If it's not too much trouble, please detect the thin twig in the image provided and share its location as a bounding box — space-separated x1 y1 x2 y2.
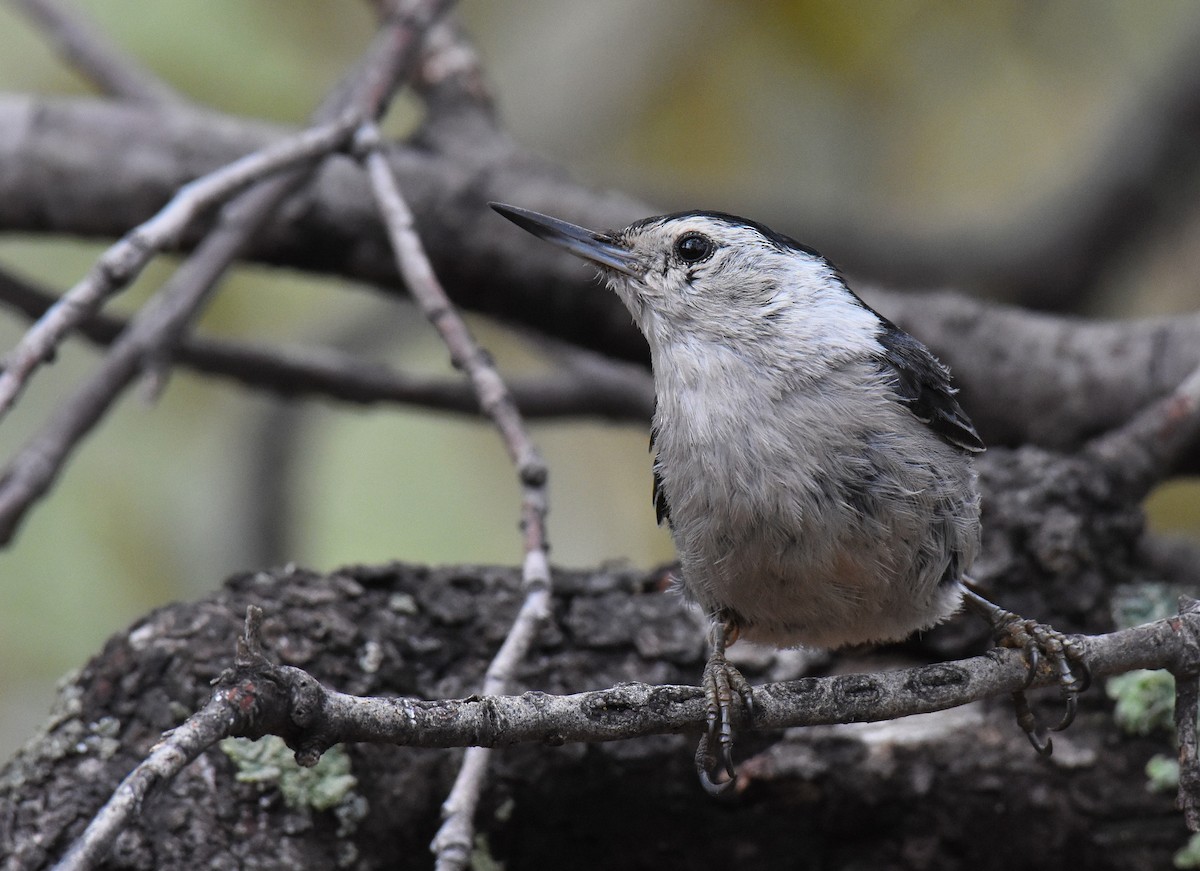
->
0 111 361 421
133 0 457 389
11 0 182 105
51 608 278 871
50 696 239 871
0 0 455 545
358 120 552 871
0 267 655 421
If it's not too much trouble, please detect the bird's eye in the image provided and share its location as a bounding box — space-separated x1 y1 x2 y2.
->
674 232 714 264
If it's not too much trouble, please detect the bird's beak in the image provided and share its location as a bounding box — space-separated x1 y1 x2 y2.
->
490 203 642 277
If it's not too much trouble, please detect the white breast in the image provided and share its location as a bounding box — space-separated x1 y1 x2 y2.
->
649 338 979 650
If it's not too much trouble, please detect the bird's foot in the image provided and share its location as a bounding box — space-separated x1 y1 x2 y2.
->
962 588 1091 755
696 618 755 795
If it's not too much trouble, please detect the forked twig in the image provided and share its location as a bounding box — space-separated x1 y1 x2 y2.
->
358 120 552 871
50 609 271 871
0 111 361 420
0 0 456 545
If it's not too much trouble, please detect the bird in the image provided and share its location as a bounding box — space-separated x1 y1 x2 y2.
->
490 202 1089 793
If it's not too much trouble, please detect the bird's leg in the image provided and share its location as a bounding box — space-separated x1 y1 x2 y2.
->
961 586 1091 755
696 616 755 795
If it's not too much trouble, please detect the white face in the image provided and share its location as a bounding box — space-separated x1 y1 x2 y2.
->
601 213 879 366
490 203 884 373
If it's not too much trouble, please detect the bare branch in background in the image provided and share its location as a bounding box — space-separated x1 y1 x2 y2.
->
4 95 1200 459
0 268 654 420
359 119 552 871
0 111 361 420
11 0 183 105
1087 362 1200 499
3 24 1200 318
413 14 496 127
0 0 456 545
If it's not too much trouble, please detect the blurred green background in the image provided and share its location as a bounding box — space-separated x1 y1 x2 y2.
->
2 0 1199 762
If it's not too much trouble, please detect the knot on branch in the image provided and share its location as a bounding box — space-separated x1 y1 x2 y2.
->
215 607 336 766
1172 597 1200 677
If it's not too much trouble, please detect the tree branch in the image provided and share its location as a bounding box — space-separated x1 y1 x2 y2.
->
0 267 655 420
52 595 1200 868
3 97 1200 456
0 0 457 545
359 118 552 871
11 0 183 105
1087 362 1200 499
0 110 362 420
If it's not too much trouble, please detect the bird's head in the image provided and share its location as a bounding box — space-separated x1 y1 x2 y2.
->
490 203 880 364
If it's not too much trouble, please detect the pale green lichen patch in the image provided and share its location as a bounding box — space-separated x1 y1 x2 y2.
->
1106 669 1176 736
220 735 359 813
1145 753 1180 793
1175 832 1200 869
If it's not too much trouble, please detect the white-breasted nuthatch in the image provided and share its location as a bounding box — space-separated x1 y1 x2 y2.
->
491 203 1089 792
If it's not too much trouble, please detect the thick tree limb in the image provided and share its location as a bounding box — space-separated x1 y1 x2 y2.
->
4 563 1192 871
3 97 1200 454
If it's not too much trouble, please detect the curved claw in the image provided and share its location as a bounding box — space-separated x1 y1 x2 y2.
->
704 656 737 778
961 587 1090 755
1051 691 1078 733
695 733 736 796
1067 644 1093 693
1012 689 1053 756
697 617 755 793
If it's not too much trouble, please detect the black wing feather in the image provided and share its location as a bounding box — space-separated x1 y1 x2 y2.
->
653 465 670 526
649 415 671 526
876 320 985 453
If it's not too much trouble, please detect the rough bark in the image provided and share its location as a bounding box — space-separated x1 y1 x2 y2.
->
0 555 1185 871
